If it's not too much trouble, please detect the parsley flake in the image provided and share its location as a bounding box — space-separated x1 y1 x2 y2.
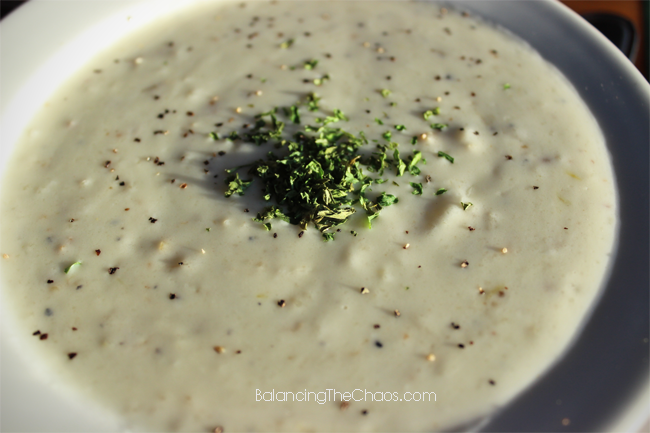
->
380 89 391 98
393 149 406 177
431 123 448 130
461 202 473 210
407 150 423 175
280 38 294 49
304 59 319 70
424 108 440 119
284 105 301 124
313 74 330 86
224 173 252 197
64 261 82 274
410 182 423 195
436 188 448 195
377 192 399 207
306 93 321 111
438 151 454 163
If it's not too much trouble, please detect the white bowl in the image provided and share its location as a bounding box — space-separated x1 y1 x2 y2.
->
1 1 648 431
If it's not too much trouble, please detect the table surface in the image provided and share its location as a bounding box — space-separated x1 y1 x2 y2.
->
561 0 648 79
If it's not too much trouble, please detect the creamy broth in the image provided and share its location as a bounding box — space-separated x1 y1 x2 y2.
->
0 1 617 431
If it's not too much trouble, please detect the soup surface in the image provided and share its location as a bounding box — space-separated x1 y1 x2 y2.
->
0 1 617 431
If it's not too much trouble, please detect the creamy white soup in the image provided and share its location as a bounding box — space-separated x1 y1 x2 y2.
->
0 1 617 431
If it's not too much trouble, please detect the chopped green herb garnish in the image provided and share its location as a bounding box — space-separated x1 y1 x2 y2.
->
393 149 406 177
377 192 399 207
323 233 335 241
380 89 391 98
382 131 392 140
411 136 418 145
304 59 319 70
438 151 454 163
374 118 384 125
64 261 81 274
351 230 358 237
503 83 511 89
424 108 440 119
410 182 423 195
209 132 220 140
407 150 423 175
280 38 294 49
206 227 211 232
461 202 473 210
315 108 348 126
227 131 241 141
367 213 380 229
224 102 401 237
436 188 448 195
263 223 272 231
313 74 330 86
431 123 448 130
224 173 252 197
306 93 321 111
395 125 406 131
284 105 301 124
